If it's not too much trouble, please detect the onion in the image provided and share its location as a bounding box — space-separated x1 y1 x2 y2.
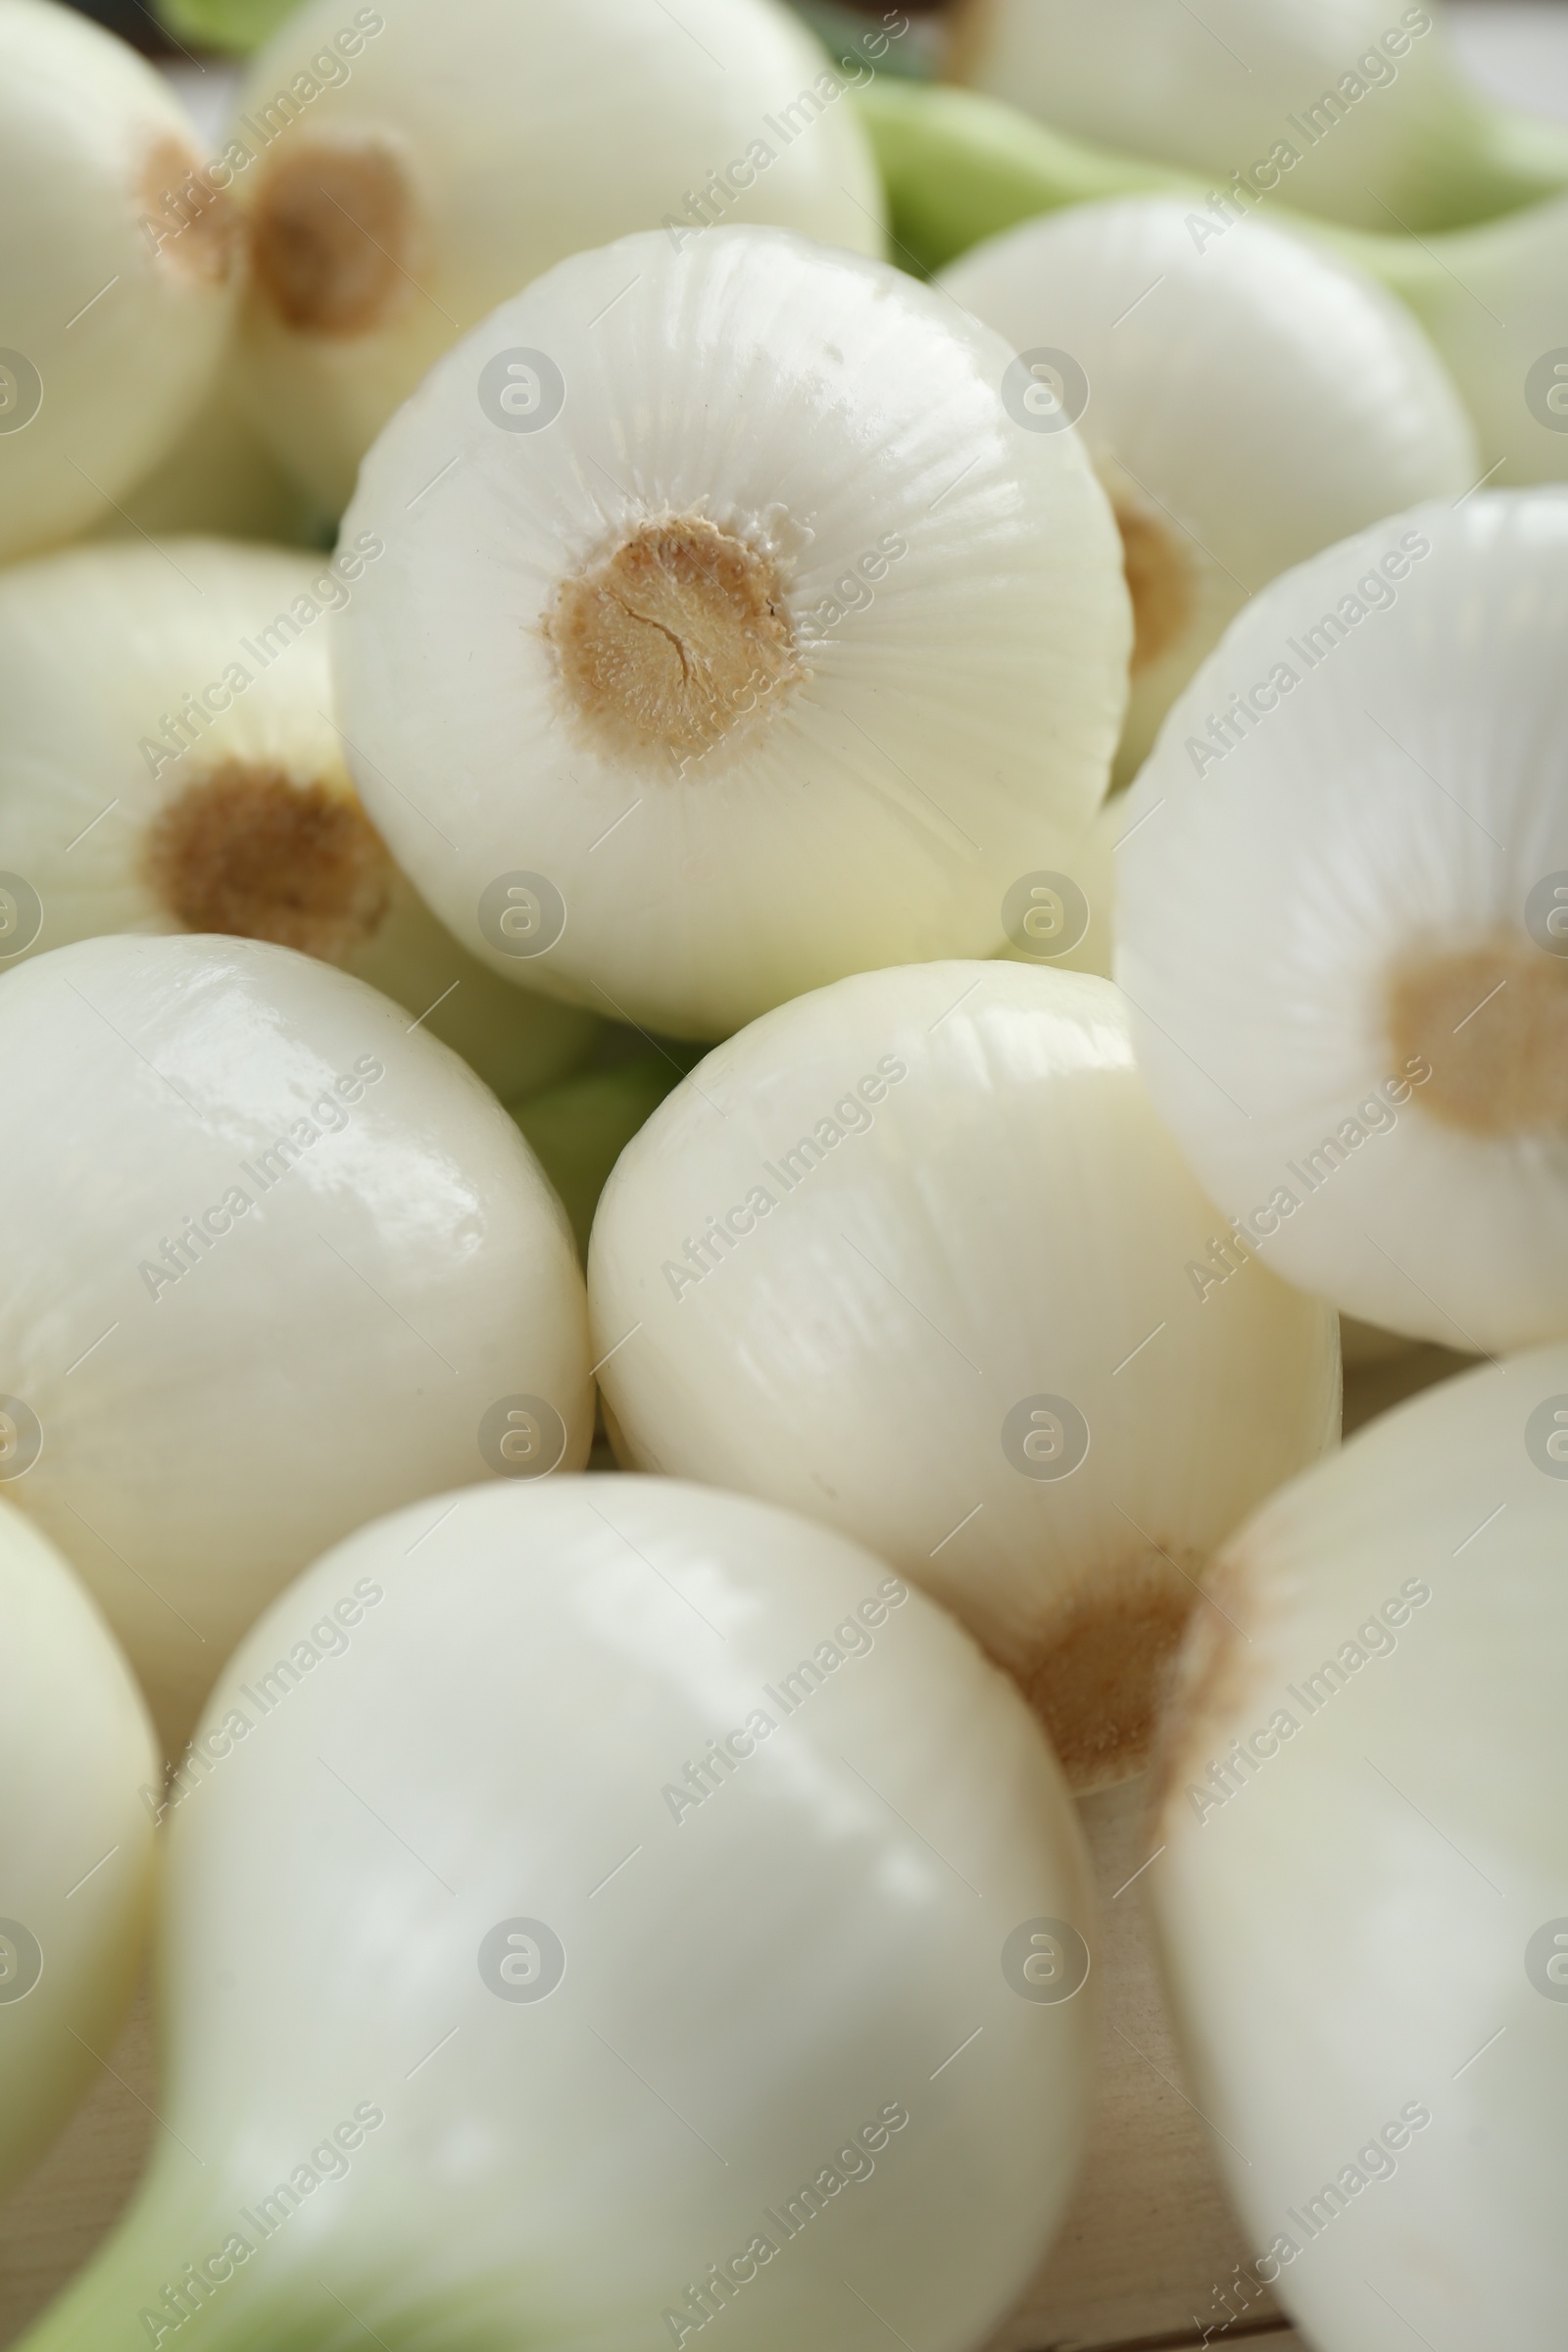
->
0 0 241 566
588 959 1340 1789
1150 1340 1568 2350
225 0 890 512
0 933 592 1744
858 78 1568 490
333 223 1130 1041
940 197 1476 782
949 0 1568 232
12 1476 1097 2352
1116 489 1568 1355
0 536 600 1102
0 1499 157 2199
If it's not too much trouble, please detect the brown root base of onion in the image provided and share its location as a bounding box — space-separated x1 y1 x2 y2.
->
1015 1552 1205 1795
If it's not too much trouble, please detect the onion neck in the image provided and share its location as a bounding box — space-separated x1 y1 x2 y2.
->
7 2179 246 2352
7 2179 472 2352
853 79 1182 277
852 77 1565 299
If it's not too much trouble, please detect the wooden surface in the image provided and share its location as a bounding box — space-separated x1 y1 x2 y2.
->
997 1773 1284 2351
0 1346 1466 2352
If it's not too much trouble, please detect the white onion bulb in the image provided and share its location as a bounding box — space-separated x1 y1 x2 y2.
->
1151 1341 1568 2350
1116 489 1568 1355
0 0 241 566
227 0 890 512
941 198 1476 783
588 960 1340 1788
950 0 1520 233
0 1499 157 2199
13 1477 1097 2352
0 537 599 1102
0 933 591 1744
334 224 1131 1041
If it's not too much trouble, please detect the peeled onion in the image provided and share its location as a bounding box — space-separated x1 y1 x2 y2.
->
13 1477 1098 2352
1116 489 1568 1354
0 1499 157 2198
227 0 890 511
334 224 1131 1040
0 932 592 1743
589 958 1340 1788
1152 1340 1568 2350
0 0 241 565
941 197 1476 782
0 536 599 1102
